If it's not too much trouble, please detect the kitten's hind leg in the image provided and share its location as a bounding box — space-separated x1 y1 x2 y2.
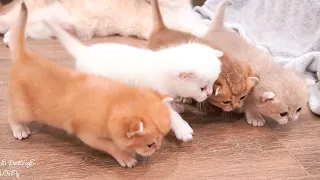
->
244 108 266 127
169 107 193 142
78 134 137 168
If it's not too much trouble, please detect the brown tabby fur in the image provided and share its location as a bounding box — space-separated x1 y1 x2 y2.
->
147 0 259 112
8 2 171 168
204 0 309 126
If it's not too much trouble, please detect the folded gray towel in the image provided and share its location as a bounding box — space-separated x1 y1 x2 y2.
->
193 0 320 115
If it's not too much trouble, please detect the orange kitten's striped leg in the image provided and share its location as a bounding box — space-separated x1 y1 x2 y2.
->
77 134 138 168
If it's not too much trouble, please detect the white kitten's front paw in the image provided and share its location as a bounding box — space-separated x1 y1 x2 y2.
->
11 124 31 140
114 153 138 168
246 117 266 127
3 31 10 47
172 121 194 142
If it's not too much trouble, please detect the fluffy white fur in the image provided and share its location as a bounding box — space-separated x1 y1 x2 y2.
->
1 0 208 45
44 20 222 142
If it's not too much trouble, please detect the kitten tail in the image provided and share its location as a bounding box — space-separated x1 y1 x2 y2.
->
43 20 86 59
8 1 29 62
151 0 165 32
211 0 233 29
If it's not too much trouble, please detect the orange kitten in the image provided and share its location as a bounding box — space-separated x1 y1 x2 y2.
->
147 0 259 112
8 2 172 168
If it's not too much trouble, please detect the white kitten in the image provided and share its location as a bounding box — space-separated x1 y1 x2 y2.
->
44 20 222 142
1 0 208 45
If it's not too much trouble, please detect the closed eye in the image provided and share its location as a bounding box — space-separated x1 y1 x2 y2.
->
280 112 288 117
296 108 302 113
240 95 246 100
201 85 207 91
222 101 231 104
148 142 155 148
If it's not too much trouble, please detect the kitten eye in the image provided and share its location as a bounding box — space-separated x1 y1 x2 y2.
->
280 112 288 117
222 101 231 104
296 108 302 113
201 85 207 91
240 95 246 100
147 142 155 148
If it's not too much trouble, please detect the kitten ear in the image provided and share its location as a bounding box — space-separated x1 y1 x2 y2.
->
162 96 174 103
213 50 224 58
249 76 260 85
179 72 195 79
261 92 275 103
248 75 260 86
126 118 144 138
248 68 260 86
214 86 221 96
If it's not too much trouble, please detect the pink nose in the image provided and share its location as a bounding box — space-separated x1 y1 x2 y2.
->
207 93 212 97
154 141 161 150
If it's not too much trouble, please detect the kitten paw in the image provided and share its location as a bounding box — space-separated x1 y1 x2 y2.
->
246 117 266 127
176 97 193 104
173 121 194 142
114 153 138 168
3 31 10 47
11 124 31 140
171 102 186 114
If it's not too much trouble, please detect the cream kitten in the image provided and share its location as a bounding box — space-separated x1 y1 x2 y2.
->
44 20 223 142
1 0 207 45
205 0 309 126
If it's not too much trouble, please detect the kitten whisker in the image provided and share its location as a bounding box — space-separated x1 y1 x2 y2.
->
199 102 204 120
206 100 216 113
221 111 231 122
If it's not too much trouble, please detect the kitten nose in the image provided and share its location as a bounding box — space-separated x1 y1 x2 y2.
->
154 141 161 150
232 103 240 109
207 93 212 97
155 145 161 150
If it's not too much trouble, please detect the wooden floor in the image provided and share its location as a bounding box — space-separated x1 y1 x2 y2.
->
0 37 320 180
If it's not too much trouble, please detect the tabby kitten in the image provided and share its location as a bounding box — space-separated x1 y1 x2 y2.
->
147 0 259 112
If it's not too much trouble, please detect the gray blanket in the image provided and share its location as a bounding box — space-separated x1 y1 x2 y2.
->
193 0 320 115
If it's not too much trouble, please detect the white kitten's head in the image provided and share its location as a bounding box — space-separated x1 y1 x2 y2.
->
164 43 222 102
173 71 215 102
